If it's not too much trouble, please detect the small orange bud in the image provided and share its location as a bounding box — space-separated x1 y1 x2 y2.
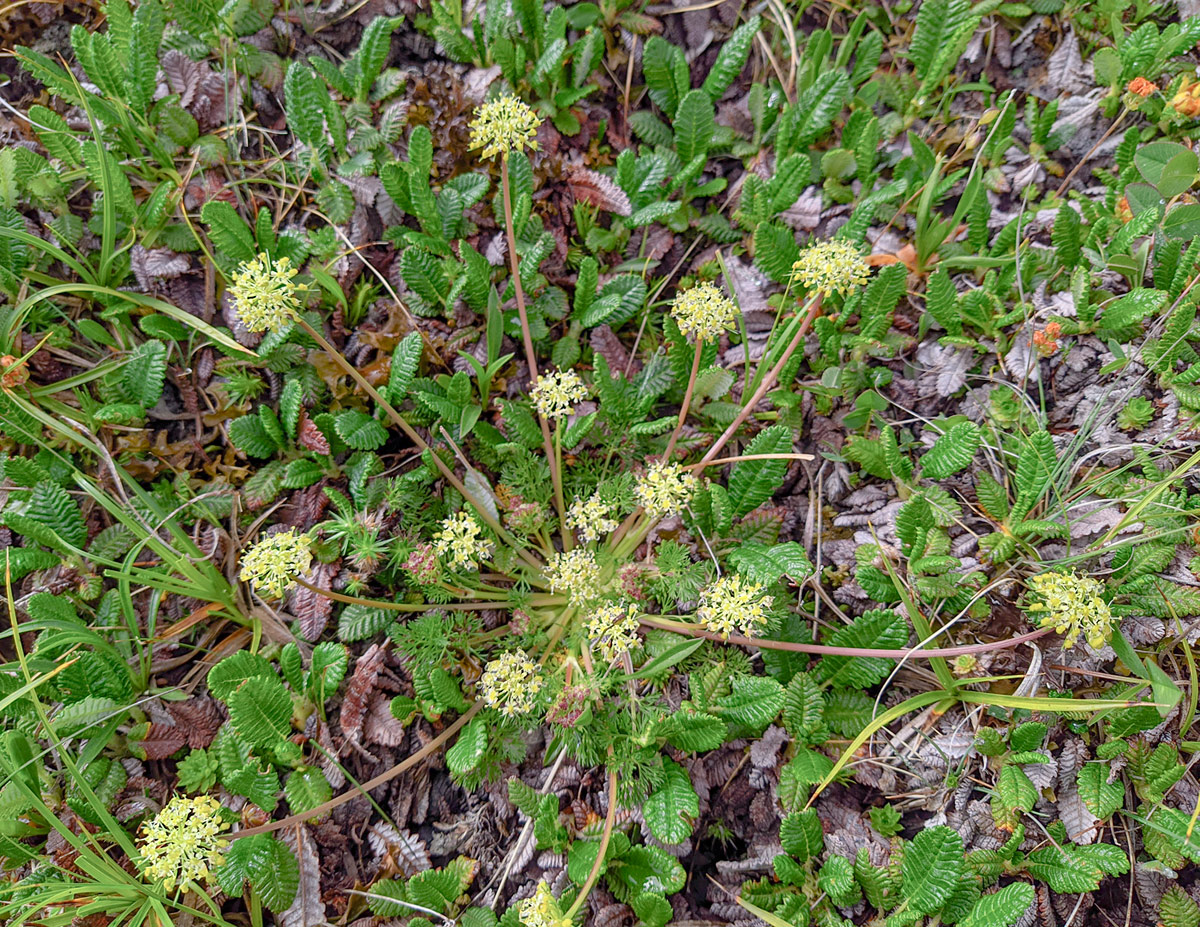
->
0 355 28 389
1127 77 1158 97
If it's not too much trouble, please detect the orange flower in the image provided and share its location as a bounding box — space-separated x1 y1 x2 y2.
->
1116 196 1133 224
1127 77 1158 97
1032 321 1062 358
1171 77 1200 117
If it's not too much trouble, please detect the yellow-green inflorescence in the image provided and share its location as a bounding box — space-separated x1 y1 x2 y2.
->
481 649 545 717
519 881 572 927
670 281 739 343
635 462 698 519
586 602 641 663
1025 571 1114 650
138 795 229 893
791 239 871 298
544 548 603 607
240 528 312 598
433 511 493 571
697 574 773 640
566 493 618 543
531 368 588 419
468 93 542 161
229 253 307 333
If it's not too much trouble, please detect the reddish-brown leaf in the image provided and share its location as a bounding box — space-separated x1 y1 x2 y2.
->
340 643 387 745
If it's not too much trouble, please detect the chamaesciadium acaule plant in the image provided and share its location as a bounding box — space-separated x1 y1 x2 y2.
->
8 3 1200 927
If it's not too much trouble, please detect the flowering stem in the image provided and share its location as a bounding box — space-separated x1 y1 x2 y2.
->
499 158 567 531
699 294 822 468
293 577 503 611
236 703 482 839
662 338 704 461
296 317 542 571
554 424 570 551
564 764 618 920
640 616 1054 658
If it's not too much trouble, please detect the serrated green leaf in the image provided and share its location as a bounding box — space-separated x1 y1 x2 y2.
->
643 760 698 844
901 826 964 914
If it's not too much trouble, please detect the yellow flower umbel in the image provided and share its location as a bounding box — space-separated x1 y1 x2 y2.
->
468 93 541 161
670 281 739 343
240 528 312 598
434 511 493 571
791 240 871 298
230 253 307 333
697 574 773 640
586 602 641 662
519 881 572 927
566 493 617 543
481 649 545 717
544 548 602 607
635 462 697 519
1025 572 1114 650
531 368 588 419
138 795 229 894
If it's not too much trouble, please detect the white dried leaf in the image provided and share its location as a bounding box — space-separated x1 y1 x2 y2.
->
279 825 323 927
1046 30 1091 94
568 168 632 217
780 187 822 231
368 823 432 876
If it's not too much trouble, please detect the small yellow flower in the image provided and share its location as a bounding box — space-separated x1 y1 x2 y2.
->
697 574 773 640
468 93 541 161
1025 572 1114 650
240 528 312 598
671 282 739 342
634 462 697 519
791 240 871 298
531 368 588 419
481 649 545 717
138 795 229 893
586 602 641 662
519 881 572 927
566 494 617 543
230 253 307 333
433 511 493 571
544 548 602 607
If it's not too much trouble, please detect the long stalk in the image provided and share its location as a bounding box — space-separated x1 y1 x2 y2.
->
698 294 822 468
662 338 704 461
499 158 566 530
296 317 542 571
234 701 482 838
564 765 619 920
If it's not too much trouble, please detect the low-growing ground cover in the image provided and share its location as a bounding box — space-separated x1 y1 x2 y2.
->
3 1 1200 926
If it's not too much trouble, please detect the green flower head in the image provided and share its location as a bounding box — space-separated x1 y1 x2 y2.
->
230 253 307 333
791 239 871 298
468 93 541 161
240 528 312 598
1025 571 1114 650
138 795 229 893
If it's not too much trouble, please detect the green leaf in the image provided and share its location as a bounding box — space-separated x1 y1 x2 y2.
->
446 718 487 775
217 833 299 911
1135 141 1195 188
812 608 908 688
1076 764 1124 819
229 415 281 459
779 809 824 861
121 340 167 407
642 37 687 116
285 766 332 814
388 331 423 403
994 763 1037 816
673 90 715 167
208 651 275 700
921 421 981 479
335 410 389 450
643 760 699 844
337 603 391 642
227 675 293 748
305 642 348 697
728 541 813 585
727 424 792 517
778 748 834 810
1159 886 1200 927
753 221 801 285
201 201 256 264
901 826 964 914
782 673 824 742
959 882 1035 927
714 675 784 731
24 480 86 549
701 16 761 102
